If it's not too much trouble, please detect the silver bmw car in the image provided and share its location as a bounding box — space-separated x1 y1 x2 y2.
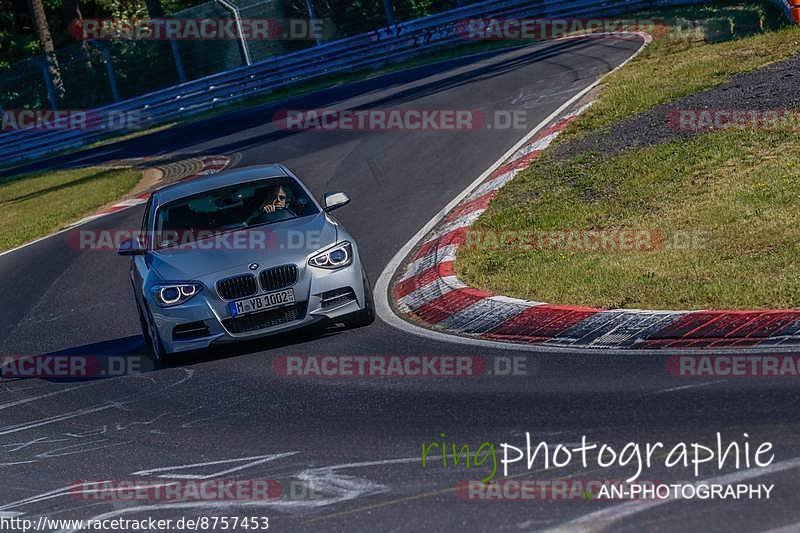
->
119 164 374 363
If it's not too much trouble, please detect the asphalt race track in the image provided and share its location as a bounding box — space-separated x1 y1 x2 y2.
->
2 37 800 532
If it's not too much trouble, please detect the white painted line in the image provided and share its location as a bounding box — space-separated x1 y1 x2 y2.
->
489 294 543 307
465 169 518 202
424 209 485 242
0 384 94 411
640 380 727 397
0 403 119 436
437 297 526 333
761 524 800 533
396 276 466 311
131 452 298 480
108 198 149 208
0 224 82 259
0 484 79 511
397 244 458 282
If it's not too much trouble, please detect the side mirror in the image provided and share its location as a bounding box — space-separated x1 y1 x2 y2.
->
118 237 145 256
323 192 350 212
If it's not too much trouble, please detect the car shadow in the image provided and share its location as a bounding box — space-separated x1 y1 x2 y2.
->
16 321 368 382
162 320 352 367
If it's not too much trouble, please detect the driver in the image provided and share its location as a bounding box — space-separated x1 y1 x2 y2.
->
260 184 289 214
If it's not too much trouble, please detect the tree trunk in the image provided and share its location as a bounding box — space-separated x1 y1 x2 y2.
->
28 0 65 99
144 0 165 18
63 0 93 71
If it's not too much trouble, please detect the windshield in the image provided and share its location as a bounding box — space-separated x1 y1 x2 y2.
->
153 177 318 250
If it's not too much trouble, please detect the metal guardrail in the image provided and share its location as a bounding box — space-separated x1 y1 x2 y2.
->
0 0 794 166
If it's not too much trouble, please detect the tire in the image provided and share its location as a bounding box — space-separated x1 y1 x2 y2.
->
137 302 151 346
343 269 375 328
139 301 170 367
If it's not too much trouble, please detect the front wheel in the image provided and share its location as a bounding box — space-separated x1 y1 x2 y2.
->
139 302 170 367
343 270 375 328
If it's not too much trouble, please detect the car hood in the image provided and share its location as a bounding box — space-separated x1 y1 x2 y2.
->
149 213 338 281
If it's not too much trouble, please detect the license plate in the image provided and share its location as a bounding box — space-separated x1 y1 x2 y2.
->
229 288 296 317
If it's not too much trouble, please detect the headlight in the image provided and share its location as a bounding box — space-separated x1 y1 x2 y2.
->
309 242 353 269
152 283 203 307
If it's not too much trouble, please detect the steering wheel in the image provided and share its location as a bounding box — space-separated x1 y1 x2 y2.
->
246 206 296 226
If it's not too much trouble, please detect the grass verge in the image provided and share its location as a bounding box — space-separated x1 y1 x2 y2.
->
456 3 800 309
0 167 141 252
456 129 800 310
564 2 800 136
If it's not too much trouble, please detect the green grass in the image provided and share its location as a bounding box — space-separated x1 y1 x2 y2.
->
455 130 800 309
455 2 800 310
564 5 800 136
0 167 141 252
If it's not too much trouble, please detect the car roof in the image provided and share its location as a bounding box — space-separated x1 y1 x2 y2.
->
152 164 291 206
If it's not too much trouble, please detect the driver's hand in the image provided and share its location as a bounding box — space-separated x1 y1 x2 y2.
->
262 204 276 214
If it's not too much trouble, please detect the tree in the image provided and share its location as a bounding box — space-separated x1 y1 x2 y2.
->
144 0 164 18
27 0 65 99
63 0 96 72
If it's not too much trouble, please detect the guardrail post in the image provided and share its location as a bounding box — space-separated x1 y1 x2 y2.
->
92 41 121 103
170 39 187 82
383 0 395 26
216 0 253 66
304 0 322 46
32 56 59 110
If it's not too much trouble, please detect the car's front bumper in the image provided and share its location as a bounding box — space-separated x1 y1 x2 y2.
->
149 256 366 354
